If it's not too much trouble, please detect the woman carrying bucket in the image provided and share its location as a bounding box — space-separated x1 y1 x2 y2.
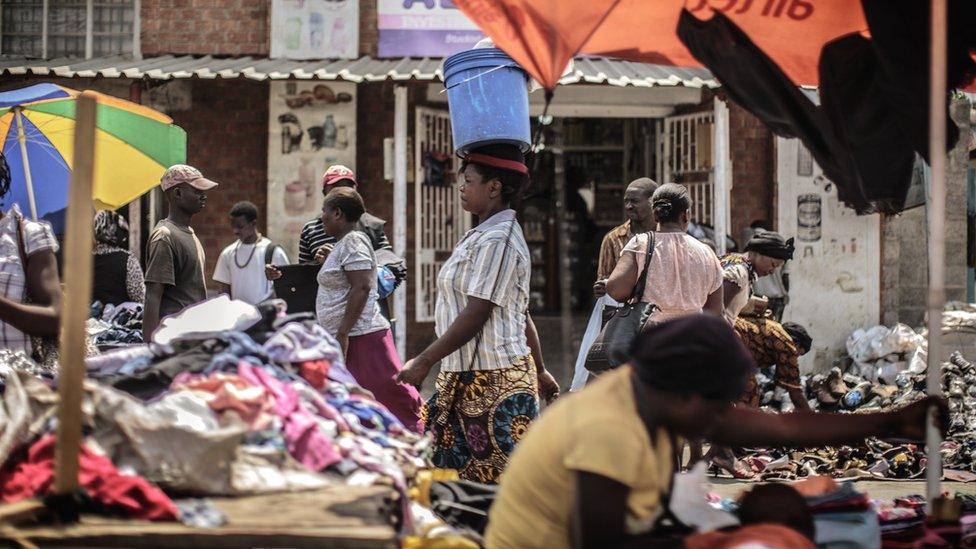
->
397 144 559 483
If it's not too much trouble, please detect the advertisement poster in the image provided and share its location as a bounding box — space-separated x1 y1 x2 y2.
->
271 0 359 60
267 81 357 261
377 0 484 57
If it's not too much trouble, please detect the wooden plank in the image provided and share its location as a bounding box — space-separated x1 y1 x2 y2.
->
0 487 397 548
55 91 97 495
0 500 45 525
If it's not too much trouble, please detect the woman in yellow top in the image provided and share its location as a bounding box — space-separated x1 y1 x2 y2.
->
485 314 947 548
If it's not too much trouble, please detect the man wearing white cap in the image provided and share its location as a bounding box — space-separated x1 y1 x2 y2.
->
143 164 218 339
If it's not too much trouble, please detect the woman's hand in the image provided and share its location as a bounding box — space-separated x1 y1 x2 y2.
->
265 264 282 281
889 396 949 441
537 369 560 403
335 331 349 356
398 356 433 387
314 244 334 264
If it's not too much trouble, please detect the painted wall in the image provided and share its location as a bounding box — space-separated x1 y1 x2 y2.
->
776 137 881 374
267 81 358 261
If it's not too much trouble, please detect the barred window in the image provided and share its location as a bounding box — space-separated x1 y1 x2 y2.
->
2 0 134 58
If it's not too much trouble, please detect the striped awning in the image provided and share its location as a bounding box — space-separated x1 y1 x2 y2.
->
0 54 719 88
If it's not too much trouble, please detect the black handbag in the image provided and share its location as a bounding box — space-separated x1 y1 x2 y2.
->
584 232 655 374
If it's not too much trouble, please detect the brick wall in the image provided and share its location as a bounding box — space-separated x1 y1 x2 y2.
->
165 79 270 279
881 97 971 327
141 0 270 56
360 0 379 57
728 99 776 246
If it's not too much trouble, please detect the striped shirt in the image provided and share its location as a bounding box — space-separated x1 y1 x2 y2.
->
0 205 59 356
435 209 530 372
298 213 392 264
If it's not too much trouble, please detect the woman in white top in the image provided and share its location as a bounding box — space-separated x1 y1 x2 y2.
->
0 155 61 364
606 183 724 322
315 187 421 431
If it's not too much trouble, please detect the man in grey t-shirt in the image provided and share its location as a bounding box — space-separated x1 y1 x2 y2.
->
143 165 218 340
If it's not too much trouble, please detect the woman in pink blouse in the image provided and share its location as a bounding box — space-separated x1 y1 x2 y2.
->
606 183 724 323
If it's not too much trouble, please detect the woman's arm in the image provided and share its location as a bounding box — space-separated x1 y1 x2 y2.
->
606 252 639 302
335 269 372 353
0 249 61 337
712 396 947 448
397 297 493 385
571 472 676 549
722 279 740 309
703 285 724 316
526 312 559 401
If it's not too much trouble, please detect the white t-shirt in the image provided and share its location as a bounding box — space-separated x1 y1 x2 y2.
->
213 237 289 305
315 231 390 337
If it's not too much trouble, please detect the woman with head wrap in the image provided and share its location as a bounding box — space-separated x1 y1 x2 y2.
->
735 318 813 413
712 228 796 476
721 229 794 325
605 183 725 325
397 144 559 483
485 315 948 549
93 210 145 305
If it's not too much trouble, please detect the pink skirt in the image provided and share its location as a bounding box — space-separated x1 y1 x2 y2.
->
345 329 423 432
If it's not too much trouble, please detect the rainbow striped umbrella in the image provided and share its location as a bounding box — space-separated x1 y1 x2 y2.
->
0 83 186 232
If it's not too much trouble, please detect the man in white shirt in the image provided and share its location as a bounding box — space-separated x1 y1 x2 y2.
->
214 201 289 305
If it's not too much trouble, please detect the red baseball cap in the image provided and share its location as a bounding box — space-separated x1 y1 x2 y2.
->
322 165 357 188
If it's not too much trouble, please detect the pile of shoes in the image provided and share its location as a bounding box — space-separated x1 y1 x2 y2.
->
740 341 976 481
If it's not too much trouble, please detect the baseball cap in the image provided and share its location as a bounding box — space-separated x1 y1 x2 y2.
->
321 165 357 188
160 164 218 192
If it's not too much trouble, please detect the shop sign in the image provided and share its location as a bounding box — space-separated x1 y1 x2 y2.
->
271 0 359 60
377 0 484 57
267 81 357 260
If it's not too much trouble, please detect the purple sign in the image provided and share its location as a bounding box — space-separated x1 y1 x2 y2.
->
378 0 485 58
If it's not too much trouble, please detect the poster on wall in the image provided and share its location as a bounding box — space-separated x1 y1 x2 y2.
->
377 0 484 57
267 81 357 261
271 0 359 60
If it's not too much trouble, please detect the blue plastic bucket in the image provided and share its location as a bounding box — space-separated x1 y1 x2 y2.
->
443 48 531 155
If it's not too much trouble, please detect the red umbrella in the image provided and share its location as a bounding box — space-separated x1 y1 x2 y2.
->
454 0 867 90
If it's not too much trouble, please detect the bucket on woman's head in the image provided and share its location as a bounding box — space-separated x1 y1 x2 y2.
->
442 48 531 156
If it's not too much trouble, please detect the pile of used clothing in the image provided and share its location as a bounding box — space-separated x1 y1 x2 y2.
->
739 315 976 482
88 301 144 348
0 297 428 526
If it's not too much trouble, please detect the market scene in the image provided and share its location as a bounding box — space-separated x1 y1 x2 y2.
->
0 0 975 547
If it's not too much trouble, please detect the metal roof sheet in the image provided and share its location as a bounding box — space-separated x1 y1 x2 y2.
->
0 54 718 88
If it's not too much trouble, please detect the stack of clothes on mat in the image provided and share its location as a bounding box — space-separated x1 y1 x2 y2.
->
88 301 144 348
734 312 976 482
0 297 427 527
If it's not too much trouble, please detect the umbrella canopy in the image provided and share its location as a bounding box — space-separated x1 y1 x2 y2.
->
453 0 867 90
0 83 186 232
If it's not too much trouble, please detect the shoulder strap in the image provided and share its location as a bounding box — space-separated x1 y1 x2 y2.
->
631 231 655 303
264 242 280 265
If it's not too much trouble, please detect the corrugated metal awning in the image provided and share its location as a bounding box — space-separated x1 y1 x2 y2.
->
0 54 718 88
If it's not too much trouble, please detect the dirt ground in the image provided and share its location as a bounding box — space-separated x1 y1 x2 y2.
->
708 478 976 501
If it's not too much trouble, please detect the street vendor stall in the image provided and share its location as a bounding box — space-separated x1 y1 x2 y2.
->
0 87 429 548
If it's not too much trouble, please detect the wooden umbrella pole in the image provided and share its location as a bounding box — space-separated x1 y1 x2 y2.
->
54 92 97 495
925 0 947 511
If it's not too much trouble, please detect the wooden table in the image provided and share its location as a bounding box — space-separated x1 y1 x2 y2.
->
0 486 398 548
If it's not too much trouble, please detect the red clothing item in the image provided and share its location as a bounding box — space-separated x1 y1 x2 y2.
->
0 435 178 521
299 360 331 390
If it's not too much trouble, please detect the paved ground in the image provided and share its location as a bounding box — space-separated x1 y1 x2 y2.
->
709 478 976 500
